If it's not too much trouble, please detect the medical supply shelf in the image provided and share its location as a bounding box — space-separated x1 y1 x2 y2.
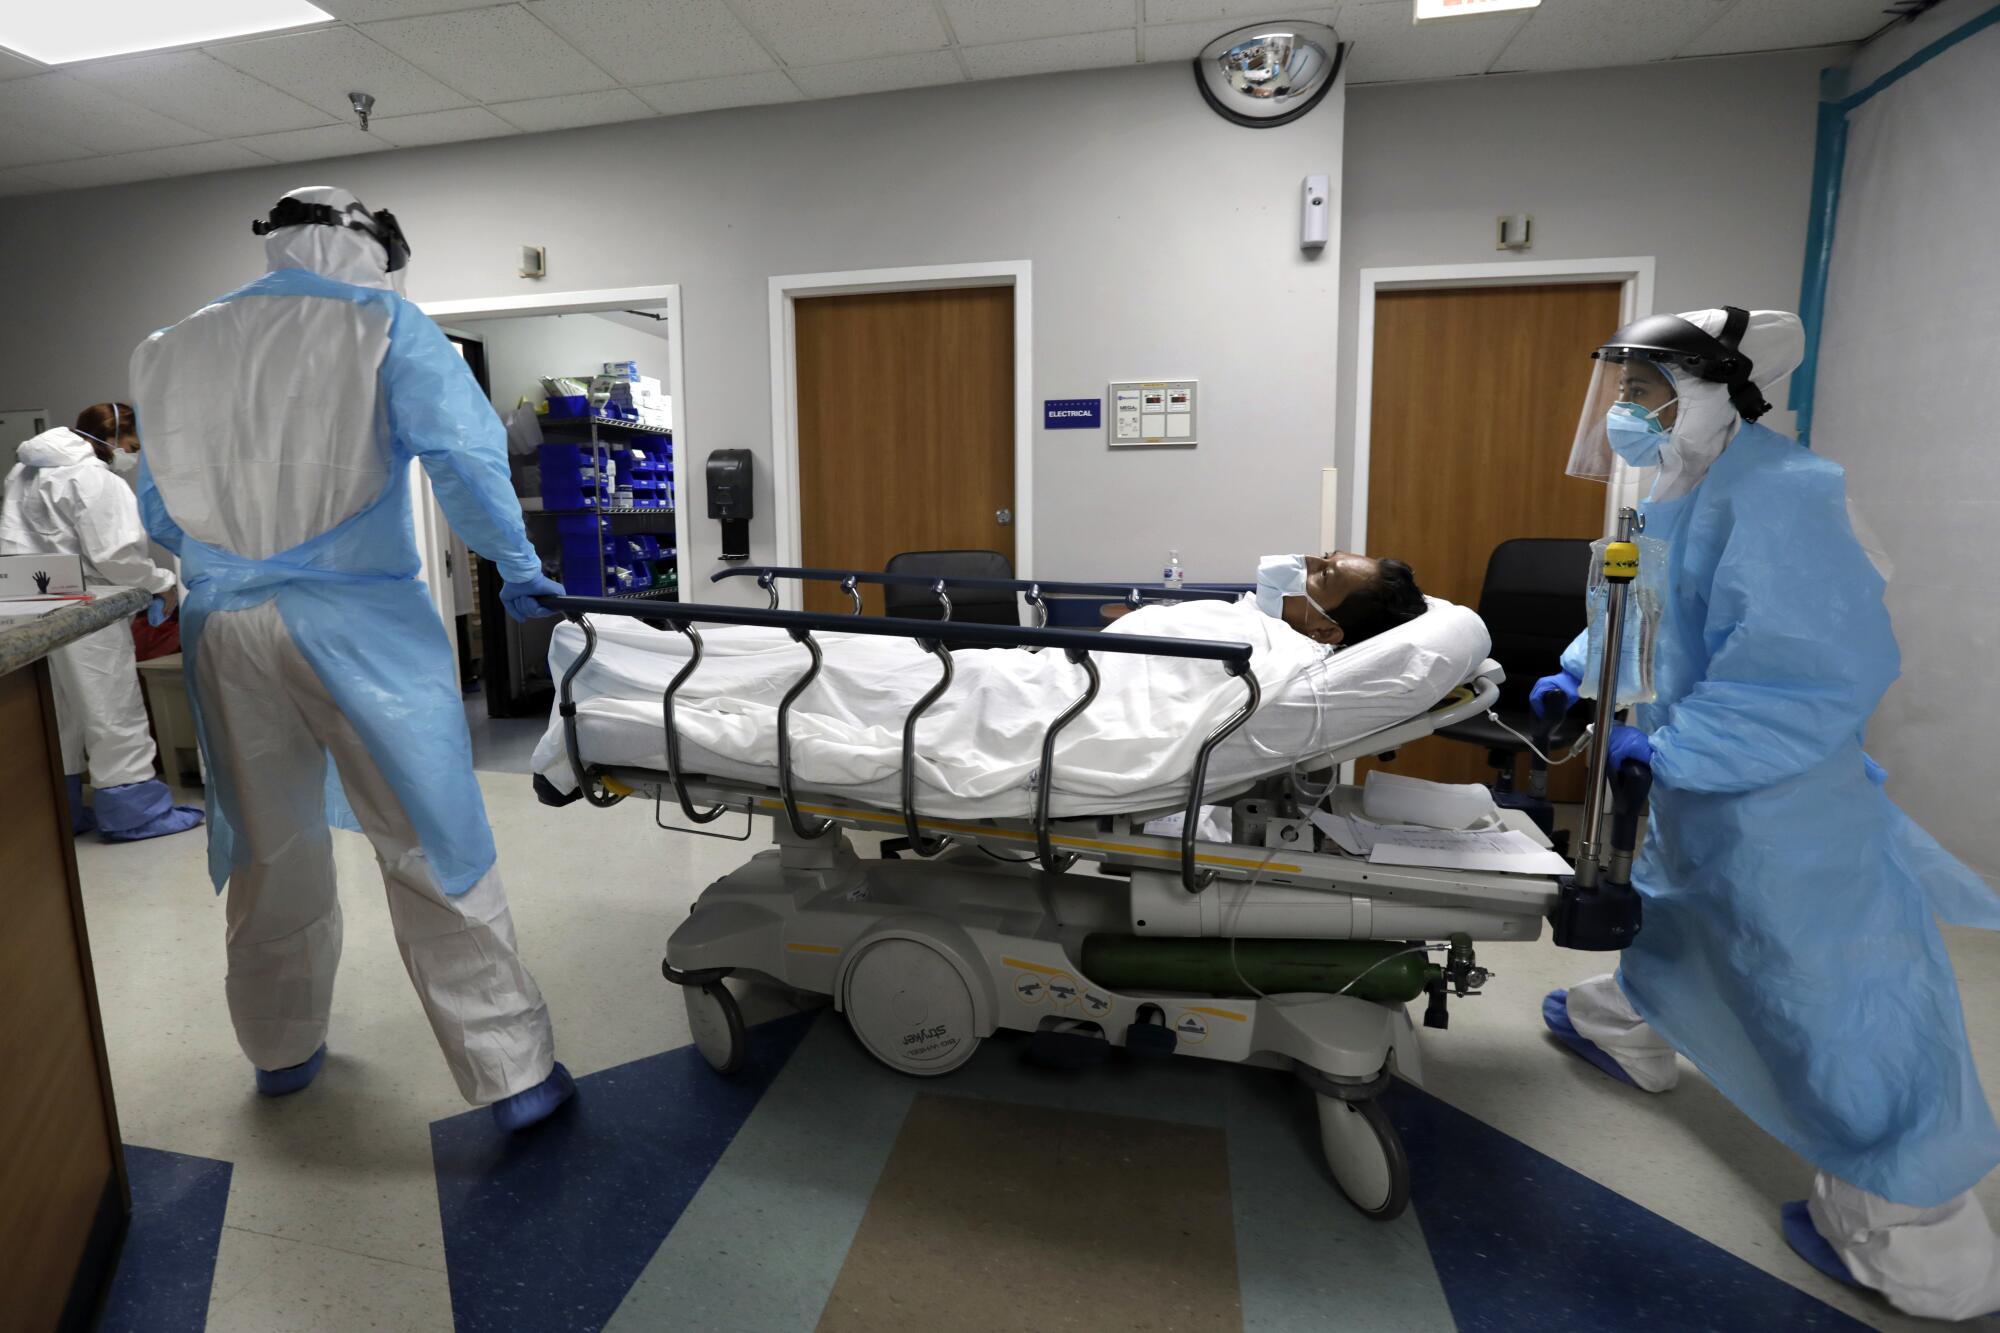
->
533 411 678 600
539 414 672 438
528 505 676 516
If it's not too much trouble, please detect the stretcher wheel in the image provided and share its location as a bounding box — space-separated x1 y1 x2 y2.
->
685 982 747 1075
842 936 981 1076
1316 1094 1409 1221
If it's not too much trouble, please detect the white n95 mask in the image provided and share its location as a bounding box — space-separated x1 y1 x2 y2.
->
1254 553 1338 629
1255 553 1305 618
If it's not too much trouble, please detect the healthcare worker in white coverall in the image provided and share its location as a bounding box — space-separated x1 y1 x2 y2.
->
131 186 574 1129
1536 307 2000 1321
0 409 203 840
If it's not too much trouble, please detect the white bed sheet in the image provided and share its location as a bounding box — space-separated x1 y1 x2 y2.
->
531 596 1490 818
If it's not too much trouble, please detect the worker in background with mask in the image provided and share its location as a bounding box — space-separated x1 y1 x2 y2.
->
130 186 573 1130
0 404 201 840
1533 307 2000 1321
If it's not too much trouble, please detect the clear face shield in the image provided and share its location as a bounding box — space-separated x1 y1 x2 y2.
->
1564 354 1679 482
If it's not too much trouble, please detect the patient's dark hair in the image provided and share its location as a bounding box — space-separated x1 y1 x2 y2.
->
1332 558 1427 645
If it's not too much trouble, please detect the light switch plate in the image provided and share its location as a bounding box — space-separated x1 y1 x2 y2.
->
1108 379 1196 447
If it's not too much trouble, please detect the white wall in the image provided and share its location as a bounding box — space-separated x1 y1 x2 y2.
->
455 310 673 415
0 61 1345 597
1337 49 1834 533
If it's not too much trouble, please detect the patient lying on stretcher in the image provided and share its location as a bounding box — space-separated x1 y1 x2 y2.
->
1110 550 1429 648
534 551 1476 819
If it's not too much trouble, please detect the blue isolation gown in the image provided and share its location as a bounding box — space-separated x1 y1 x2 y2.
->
1562 422 2000 1207
136 267 546 897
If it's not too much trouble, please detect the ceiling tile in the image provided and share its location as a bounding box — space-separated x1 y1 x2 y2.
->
0 168 57 195
207 26 473 120
15 156 169 191
233 122 392 162
1490 0 1735 72
728 0 950 67
371 105 518 146
1339 0 1527 83
1144 0 1335 25
1142 6 1340 61
0 122 89 169
942 0 1136 46
490 87 655 131
0 48 48 79
70 51 330 137
312 0 515 17
0 73 206 154
1679 0 1893 57
962 29 1137 80
529 0 775 85
786 50 964 98
630 70 801 115
359 5 616 101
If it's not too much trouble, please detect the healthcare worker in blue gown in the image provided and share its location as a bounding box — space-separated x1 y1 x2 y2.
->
1534 307 2000 1320
130 186 574 1130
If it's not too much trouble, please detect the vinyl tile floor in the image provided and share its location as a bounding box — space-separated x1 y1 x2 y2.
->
69 707 2000 1331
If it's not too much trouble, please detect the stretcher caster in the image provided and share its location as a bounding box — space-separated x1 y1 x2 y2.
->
1316 1094 1410 1222
685 982 747 1075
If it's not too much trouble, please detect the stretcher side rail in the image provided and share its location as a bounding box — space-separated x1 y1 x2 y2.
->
542 593 1259 891
712 563 1245 622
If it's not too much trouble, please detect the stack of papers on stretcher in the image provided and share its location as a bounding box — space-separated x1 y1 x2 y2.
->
1311 800 1573 877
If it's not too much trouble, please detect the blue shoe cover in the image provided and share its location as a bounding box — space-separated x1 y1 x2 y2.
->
491 1062 576 1132
66 774 97 835
96 780 204 842
255 1044 326 1097
1782 1201 1858 1287
1542 989 1641 1089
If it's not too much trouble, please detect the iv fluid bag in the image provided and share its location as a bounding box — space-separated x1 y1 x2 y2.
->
1580 534 1667 707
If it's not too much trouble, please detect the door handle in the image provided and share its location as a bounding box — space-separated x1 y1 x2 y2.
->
996 508 1013 525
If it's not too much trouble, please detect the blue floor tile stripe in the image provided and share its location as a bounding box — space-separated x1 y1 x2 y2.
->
1386 1084 1870 1331
431 1009 817 1333
99 1144 233 1333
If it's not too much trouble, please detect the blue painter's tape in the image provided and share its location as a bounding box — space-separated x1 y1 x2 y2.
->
1044 398 1101 430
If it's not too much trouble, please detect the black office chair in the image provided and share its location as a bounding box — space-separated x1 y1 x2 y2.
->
882 549 1020 626
1436 538 1592 825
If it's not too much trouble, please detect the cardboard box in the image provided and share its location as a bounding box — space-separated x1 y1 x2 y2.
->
0 553 86 598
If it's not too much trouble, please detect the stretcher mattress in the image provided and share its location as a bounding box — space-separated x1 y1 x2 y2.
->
532 596 1490 818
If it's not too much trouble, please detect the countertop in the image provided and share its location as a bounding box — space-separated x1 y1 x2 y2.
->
0 588 148 676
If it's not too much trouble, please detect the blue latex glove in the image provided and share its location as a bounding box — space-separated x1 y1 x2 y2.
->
1529 670 1582 722
500 573 565 622
147 596 168 627
1607 723 1652 774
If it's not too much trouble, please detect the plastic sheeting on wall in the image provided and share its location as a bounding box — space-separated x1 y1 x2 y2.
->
1808 11 2000 881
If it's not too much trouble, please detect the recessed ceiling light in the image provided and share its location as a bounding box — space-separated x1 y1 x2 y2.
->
1413 0 1541 22
0 1 333 67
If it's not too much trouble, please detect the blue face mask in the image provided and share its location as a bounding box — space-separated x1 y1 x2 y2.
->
1605 399 1672 467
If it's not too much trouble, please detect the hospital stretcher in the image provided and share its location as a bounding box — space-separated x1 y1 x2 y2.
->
537 564 1641 1222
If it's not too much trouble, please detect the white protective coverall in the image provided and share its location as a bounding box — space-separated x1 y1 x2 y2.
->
0 427 179 792
129 187 556 1105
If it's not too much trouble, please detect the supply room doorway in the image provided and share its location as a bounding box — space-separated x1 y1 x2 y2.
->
771 263 1032 615
1353 264 1650 792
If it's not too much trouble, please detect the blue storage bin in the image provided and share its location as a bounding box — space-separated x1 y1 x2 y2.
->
543 395 588 419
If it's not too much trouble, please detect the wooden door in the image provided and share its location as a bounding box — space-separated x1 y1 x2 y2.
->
795 287 1014 614
1363 282 1620 790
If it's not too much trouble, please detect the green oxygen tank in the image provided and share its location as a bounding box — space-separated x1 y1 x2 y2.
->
1078 935 1438 1004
